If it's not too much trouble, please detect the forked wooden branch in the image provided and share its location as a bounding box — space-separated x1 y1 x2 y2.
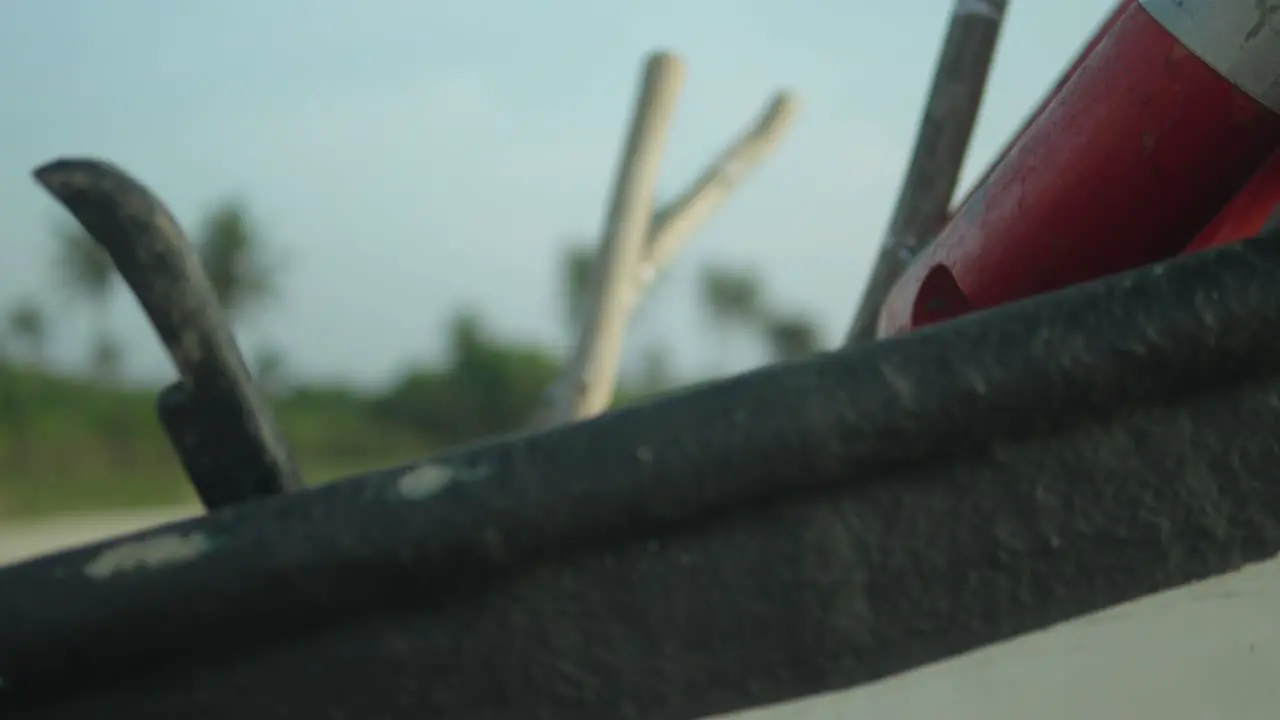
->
533 52 684 427
638 91 798 294
533 55 799 429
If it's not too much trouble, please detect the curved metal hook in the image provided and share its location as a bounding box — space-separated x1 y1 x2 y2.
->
33 157 304 507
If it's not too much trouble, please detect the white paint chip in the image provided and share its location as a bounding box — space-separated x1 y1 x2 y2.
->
395 460 494 501
396 463 456 500
82 532 213 580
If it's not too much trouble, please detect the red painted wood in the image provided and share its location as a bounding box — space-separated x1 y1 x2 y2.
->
948 0 1131 219
878 1 1280 338
1183 149 1280 253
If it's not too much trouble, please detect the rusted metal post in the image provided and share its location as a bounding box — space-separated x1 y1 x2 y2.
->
844 0 1007 346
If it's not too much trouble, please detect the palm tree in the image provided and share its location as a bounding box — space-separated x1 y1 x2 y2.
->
197 201 277 323
7 300 48 366
0 302 45 467
763 314 821 362
636 343 674 395
55 224 124 378
252 346 288 397
700 264 763 329
561 243 597 340
56 224 115 311
699 264 764 371
90 334 123 383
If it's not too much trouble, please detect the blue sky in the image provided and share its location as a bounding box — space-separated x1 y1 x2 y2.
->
0 0 1115 387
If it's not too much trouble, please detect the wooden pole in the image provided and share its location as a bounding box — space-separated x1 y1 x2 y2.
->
533 58 799 428
844 0 1008 346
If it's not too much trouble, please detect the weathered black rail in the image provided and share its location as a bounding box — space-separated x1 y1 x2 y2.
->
3 221 1280 718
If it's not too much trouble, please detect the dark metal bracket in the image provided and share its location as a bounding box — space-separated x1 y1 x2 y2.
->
5 180 1280 717
33 159 303 509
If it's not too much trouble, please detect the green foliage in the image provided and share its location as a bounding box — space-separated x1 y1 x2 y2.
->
763 314 821 362
374 311 561 446
700 264 763 328
90 333 123 383
55 225 115 304
197 201 277 321
0 362 179 514
6 299 48 364
5 192 827 524
562 243 597 338
0 362 431 518
696 262 826 368
635 344 675 395
253 346 288 397
54 224 127 377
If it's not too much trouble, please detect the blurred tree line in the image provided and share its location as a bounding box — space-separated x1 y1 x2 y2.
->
0 199 823 502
